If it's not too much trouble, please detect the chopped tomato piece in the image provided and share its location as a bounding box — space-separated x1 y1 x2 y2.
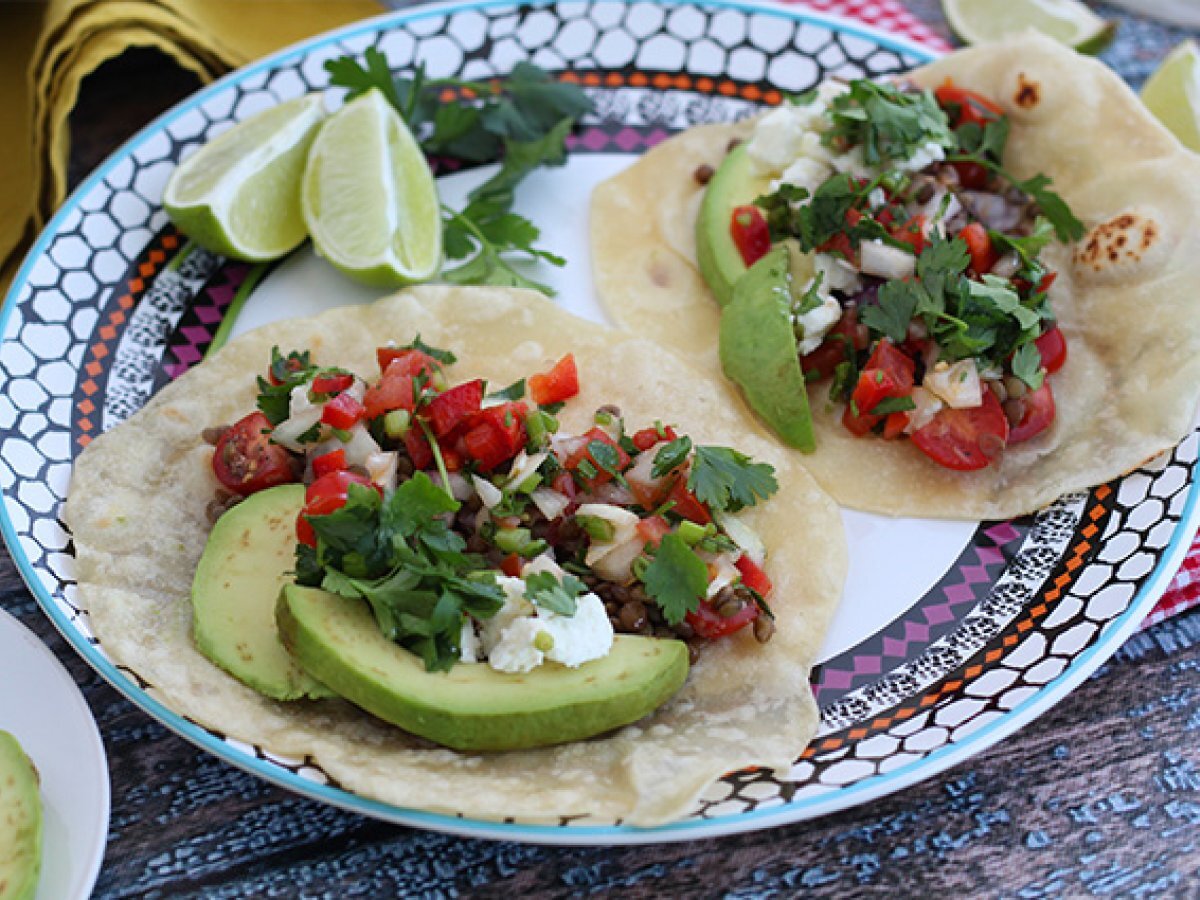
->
320 392 365 430
529 354 580 406
311 448 346 478
935 81 1004 127
310 373 353 395
802 309 870 380
668 478 711 525
441 443 465 472
427 379 484 438
376 347 441 378
911 390 1009 471
883 411 910 440
842 401 881 437
816 231 858 266
631 425 678 452
636 516 671 548
403 429 434 470
730 205 771 267
1036 271 1058 295
363 372 414 420
1008 382 1055 444
961 222 998 276
949 161 989 190
500 553 523 577
890 215 928 255
850 340 916 416
1034 325 1067 374
563 426 631 489
734 554 772 597
462 402 528 472
297 470 377 547
685 597 759 640
212 411 298 496
551 471 577 501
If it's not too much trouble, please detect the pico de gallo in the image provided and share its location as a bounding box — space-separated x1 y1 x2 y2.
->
205 338 781 672
731 76 1084 470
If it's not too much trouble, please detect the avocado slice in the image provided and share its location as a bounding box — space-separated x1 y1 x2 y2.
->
720 245 816 451
192 483 332 700
695 141 772 307
277 585 690 752
0 731 41 900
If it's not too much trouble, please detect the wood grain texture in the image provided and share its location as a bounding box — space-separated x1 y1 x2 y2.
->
9 3 1197 896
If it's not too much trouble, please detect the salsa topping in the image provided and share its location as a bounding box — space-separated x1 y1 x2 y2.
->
739 76 1084 470
209 341 781 673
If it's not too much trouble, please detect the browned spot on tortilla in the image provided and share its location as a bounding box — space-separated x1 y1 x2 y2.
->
1015 73 1040 109
1074 211 1161 273
648 260 673 288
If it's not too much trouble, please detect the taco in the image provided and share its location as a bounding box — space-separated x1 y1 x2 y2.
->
590 33 1200 519
64 285 846 827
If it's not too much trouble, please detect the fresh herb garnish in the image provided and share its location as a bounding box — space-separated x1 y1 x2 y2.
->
869 395 917 416
1010 342 1045 391
256 347 318 425
524 571 586 616
651 436 693 478
825 81 955 166
487 378 526 402
688 446 778 514
402 335 457 365
639 532 708 625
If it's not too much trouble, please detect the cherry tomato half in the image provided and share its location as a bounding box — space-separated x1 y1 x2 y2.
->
686 597 759 640
910 390 1010 471
1034 325 1068 375
212 411 298 496
296 470 377 547
960 222 998 276
1008 382 1056 444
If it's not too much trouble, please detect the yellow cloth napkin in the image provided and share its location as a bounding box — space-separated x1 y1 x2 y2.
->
2 0 384 295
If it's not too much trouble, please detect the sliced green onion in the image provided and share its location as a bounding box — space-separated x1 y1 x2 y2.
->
494 527 532 554
575 515 615 543
516 473 542 494
677 520 709 546
383 409 412 439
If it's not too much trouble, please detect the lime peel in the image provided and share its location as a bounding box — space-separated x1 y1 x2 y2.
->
942 0 1116 55
1141 40 1200 153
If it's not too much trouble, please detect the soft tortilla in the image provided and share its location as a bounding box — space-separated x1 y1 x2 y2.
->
590 33 1200 519
65 286 846 827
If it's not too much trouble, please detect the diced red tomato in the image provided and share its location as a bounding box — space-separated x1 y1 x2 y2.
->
1036 271 1058 295
935 81 1004 127
883 411 910 440
802 308 871 380
552 471 577 501
403 429 434 470
310 373 353 395
1008 382 1056 444
734 554 772 597
1034 325 1068 374
563 427 631 489
961 222 998 276
427 379 484 438
842 401 881 437
297 470 377 546
363 373 415 420
730 205 771 267
320 392 365 430
911 390 1010 471
890 215 928 255
212 411 298 496
949 161 990 190
461 401 528 472
850 341 916 417
441 444 464 472
529 354 579 406
500 553 523 577
376 347 440 378
817 231 858 266
311 448 346 478
631 425 678 452
266 354 308 386
668 478 711 525
685 597 759 639
636 516 671 548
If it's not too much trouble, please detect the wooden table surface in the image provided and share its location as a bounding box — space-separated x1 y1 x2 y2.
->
6 1 1199 896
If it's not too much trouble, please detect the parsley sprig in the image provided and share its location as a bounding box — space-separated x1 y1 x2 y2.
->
326 51 594 295
825 81 956 167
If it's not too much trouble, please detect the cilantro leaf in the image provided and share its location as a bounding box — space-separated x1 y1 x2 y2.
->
381 472 460 539
826 81 955 167
1010 342 1045 390
688 446 778 514
651 436 693 478
523 571 586 616
968 276 1042 331
639 533 709 626
402 335 457 365
861 279 918 343
1009 173 1085 242
487 378 526 402
324 48 408 117
870 395 917 416
256 347 317 425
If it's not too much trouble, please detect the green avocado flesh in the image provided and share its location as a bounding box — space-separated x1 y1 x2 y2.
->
192 483 332 700
277 584 691 752
0 731 41 900
720 246 816 451
695 142 771 307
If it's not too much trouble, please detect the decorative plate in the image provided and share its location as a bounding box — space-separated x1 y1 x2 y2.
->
1 0 1196 845
0 609 109 899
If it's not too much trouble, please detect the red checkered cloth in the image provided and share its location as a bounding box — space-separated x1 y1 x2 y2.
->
805 0 1195 627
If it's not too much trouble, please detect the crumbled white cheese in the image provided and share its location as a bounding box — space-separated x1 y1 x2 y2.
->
478 576 535 653
774 155 833 196
748 106 821 177
459 618 481 664
794 293 843 355
895 139 947 174
486 617 547 674
830 144 874 179
538 594 614 668
480 575 614 674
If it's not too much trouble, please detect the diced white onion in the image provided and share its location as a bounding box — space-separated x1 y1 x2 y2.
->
860 239 917 280
434 472 473 502
924 359 983 409
472 474 503 510
271 406 323 450
905 386 945 433
590 537 642 584
713 510 766 566
704 552 741 599
591 481 635 506
530 487 570 521
365 451 399 492
503 451 549 491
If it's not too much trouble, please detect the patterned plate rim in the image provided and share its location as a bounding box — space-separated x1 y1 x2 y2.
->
2 0 1197 846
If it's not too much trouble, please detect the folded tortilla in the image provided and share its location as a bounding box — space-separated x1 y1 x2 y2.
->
590 33 1200 519
65 285 847 827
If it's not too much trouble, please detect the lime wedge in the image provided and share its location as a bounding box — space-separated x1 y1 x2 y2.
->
301 88 441 288
942 0 1116 54
164 95 325 261
1141 40 1200 152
